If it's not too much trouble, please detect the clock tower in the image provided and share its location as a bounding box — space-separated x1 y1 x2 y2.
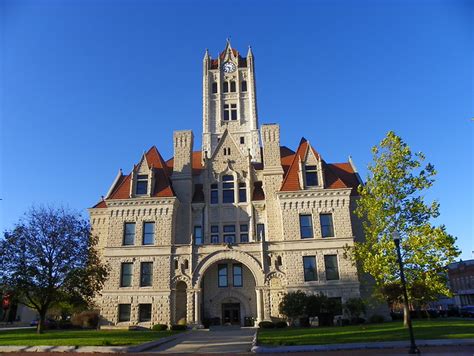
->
202 40 261 162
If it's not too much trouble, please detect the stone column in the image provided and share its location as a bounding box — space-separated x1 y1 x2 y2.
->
263 289 271 321
255 288 262 323
194 290 202 325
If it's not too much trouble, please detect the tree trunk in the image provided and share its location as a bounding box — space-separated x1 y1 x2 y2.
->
403 303 409 327
37 310 47 334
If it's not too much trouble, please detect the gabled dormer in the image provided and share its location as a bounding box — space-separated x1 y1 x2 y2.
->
297 140 324 190
130 153 154 197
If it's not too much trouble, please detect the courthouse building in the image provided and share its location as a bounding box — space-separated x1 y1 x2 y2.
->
89 41 370 327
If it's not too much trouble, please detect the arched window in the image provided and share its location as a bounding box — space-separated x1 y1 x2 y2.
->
222 175 234 203
223 82 229 93
212 82 218 93
230 81 236 92
241 80 247 92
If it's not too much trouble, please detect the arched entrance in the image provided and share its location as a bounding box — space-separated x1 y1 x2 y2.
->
193 250 265 326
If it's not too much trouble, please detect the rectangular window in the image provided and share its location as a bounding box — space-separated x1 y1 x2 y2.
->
218 264 228 287
233 264 243 287
123 223 136 245
222 175 234 203
324 255 340 280
238 183 247 203
257 223 265 241
223 104 230 121
143 222 155 245
212 82 218 93
299 214 313 239
194 226 203 245
230 81 236 92
230 104 237 120
223 225 235 244
303 256 318 281
211 225 219 244
241 80 247 92
120 262 133 287
240 136 245 144
118 304 131 322
320 214 335 238
136 174 148 195
305 165 318 187
140 262 153 287
240 224 248 243
138 304 152 322
223 81 229 93
210 183 218 204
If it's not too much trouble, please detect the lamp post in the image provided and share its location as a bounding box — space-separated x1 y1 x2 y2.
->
392 231 420 354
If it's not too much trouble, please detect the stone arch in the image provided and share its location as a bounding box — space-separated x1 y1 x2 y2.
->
171 274 191 289
193 249 264 288
207 289 253 322
265 271 287 320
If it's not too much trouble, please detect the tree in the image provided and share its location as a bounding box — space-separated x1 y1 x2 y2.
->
279 290 307 326
344 298 366 323
0 206 108 333
350 131 460 325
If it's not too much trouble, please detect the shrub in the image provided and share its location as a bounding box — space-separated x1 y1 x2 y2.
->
368 314 385 323
274 321 287 328
258 321 275 329
344 298 366 319
57 320 75 329
71 311 99 329
279 291 307 325
171 324 187 331
152 324 168 331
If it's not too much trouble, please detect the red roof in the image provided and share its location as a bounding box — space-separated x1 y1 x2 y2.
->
92 200 107 208
166 151 203 176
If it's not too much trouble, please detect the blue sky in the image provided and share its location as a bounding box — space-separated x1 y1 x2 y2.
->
1 0 472 259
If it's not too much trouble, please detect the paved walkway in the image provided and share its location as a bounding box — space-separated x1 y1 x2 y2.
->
147 327 256 354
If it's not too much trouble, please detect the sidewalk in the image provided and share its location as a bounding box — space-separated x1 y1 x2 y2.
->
252 338 474 353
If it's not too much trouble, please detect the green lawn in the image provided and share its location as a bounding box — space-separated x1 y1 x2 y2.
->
258 318 474 346
0 328 182 346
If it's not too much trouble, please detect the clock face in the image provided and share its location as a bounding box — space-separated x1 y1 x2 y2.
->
222 61 236 73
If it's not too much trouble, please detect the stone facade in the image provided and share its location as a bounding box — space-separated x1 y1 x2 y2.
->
89 41 374 327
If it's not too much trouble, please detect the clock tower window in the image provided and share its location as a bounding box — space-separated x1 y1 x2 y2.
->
230 81 236 92
223 82 229 93
223 104 237 121
241 80 247 92
212 82 218 94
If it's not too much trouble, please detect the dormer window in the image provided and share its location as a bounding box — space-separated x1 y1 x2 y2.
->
223 104 237 121
136 174 148 195
305 165 318 187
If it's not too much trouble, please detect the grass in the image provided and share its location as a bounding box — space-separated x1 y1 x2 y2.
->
0 328 182 346
258 318 474 346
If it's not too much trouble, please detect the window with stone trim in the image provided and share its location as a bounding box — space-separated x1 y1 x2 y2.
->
222 175 235 203
194 226 203 245
233 264 243 287
138 304 152 322
123 222 136 245
304 165 318 187
223 104 237 121
140 262 153 287
211 225 219 244
241 80 247 92
238 183 247 203
230 80 236 92
210 183 218 204
320 213 334 238
240 224 248 243
212 82 218 93
218 264 228 287
118 304 131 322
324 255 339 280
120 262 133 287
299 214 313 239
303 256 317 281
223 225 235 244
223 81 229 93
136 174 148 195
142 222 155 245
257 223 265 241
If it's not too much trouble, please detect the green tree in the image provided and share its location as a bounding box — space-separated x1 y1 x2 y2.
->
344 298 366 322
0 206 108 333
279 290 307 326
350 131 459 325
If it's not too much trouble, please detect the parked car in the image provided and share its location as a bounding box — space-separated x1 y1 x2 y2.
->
460 306 474 318
30 318 57 328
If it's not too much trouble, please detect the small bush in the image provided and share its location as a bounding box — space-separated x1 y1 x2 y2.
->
171 324 187 331
368 314 385 324
71 311 99 329
258 321 275 329
57 320 75 329
274 321 287 328
152 324 168 331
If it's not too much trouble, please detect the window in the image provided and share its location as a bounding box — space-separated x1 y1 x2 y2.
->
194 226 203 245
136 174 148 195
233 264 243 287
277 256 282 266
224 104 237 121
118 304 131 322
223 225 235 244
238 183 247 203
257 223 265 241
223 81 229 93
143 222 154 245
140 262 153 287
320 214 334 237
211 225 219 244
222 175 234 203
174 260 178 270
138 304 152 322
240 136 245 144
212 82 218 93
299 215 313 239
123 223 136 245
218 264 228 287
240 224 248 243
120 263 133 287
305 165 318 187
230 81 236 92
324 255 340 280
303 256 318 281
210 183 218 204
241 80 247 92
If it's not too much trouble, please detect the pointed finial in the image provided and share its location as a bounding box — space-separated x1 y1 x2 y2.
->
247 45 253 57
203 48 210 60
